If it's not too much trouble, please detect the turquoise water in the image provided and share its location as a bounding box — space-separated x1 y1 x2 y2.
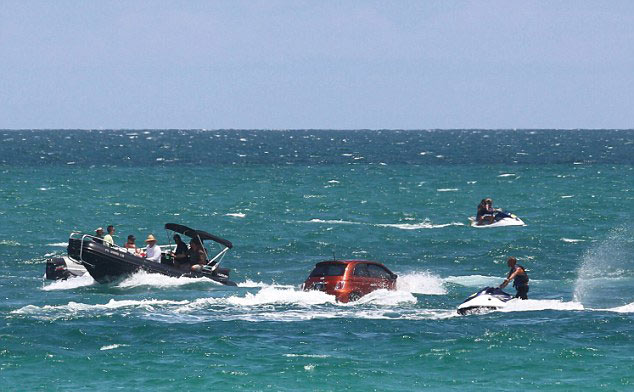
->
1 130 634 390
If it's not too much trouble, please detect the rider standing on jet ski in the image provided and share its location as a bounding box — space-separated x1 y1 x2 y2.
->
499 256 529 299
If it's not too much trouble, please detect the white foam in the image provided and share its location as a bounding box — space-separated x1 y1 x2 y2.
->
42 274 96 291
12 298 189 317
47 242 68 247
603 302 634 313
444 274 499 287
100 344 128 351
500 299 584 312
225 213 246 218
436 188 458 192
307 219 359 225
115 270 217 289
397 272 447 295
498 173 516 177
352 289 417 306
284 354 330 358
376 221 464 230
226 286 337 307
561 238 585 243
237 280 295 289
560 195 574 199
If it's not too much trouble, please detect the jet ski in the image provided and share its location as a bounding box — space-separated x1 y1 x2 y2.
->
66 223 237 286
469 210 525 228
45 255 87 280
457 287 513 315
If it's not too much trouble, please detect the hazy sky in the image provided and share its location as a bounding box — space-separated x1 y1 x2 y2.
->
1 1 633 129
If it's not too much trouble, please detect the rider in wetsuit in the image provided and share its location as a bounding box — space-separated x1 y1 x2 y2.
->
499 256 529 299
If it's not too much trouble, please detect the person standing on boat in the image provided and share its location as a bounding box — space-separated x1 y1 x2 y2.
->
103 225 115 247
499 256 529 299
145 234 162 263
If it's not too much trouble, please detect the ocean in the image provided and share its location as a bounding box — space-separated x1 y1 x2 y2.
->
1 129 633 390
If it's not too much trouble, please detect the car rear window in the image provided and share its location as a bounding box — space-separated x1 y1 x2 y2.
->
354 263 394 279
309 263 346 277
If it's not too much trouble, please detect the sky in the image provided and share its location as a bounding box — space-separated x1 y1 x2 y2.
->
1 1 633 129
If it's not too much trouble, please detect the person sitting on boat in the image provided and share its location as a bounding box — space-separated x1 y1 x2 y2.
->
188 239 207 272
124 234 140 254
476 199 495 225
144 234 162 263
171 234 189 267
499 256 529 299
103 225 115 247
94 227 105 244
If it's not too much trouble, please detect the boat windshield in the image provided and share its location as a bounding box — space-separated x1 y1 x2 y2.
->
309 263 346 277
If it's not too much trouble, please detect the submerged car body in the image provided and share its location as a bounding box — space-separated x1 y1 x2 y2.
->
303 260 397 302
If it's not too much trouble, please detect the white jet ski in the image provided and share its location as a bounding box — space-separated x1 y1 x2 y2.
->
457 287 513 315
469 210 525 228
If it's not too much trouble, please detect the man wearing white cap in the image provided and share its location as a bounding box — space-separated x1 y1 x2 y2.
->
145 234 162 263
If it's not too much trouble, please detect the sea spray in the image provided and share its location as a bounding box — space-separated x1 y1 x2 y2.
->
573 225 634 308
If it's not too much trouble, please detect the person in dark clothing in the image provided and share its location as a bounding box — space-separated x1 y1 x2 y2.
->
476 199 495 225
172 234 189 268
499 256 529 299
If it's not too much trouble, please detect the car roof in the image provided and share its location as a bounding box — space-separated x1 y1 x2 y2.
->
316 260 387 266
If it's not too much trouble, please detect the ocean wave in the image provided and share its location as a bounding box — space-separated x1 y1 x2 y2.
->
561 238 585 243
436 188 458 192
307 219 360 225
0 240 21 246
225 212 246 218
12 298 189 320
47 242 68 247
100 344 129 351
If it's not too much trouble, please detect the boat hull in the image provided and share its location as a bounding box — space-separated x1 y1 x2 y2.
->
68 239 236 286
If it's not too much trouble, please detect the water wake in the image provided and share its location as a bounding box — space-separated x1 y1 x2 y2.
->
42 274 95 291
115 270 219 289
305 218 464 230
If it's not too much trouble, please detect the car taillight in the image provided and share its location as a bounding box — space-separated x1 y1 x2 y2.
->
335 281 345 290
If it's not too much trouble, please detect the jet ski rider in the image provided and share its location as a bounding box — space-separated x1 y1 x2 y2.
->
499 256 529 299
476 198 496 225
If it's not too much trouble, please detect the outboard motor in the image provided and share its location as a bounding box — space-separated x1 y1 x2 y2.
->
45 257 71 280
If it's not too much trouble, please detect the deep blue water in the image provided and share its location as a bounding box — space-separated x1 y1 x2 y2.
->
1 129 633 390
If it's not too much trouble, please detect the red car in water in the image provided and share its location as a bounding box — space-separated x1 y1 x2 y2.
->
302 260 398 302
